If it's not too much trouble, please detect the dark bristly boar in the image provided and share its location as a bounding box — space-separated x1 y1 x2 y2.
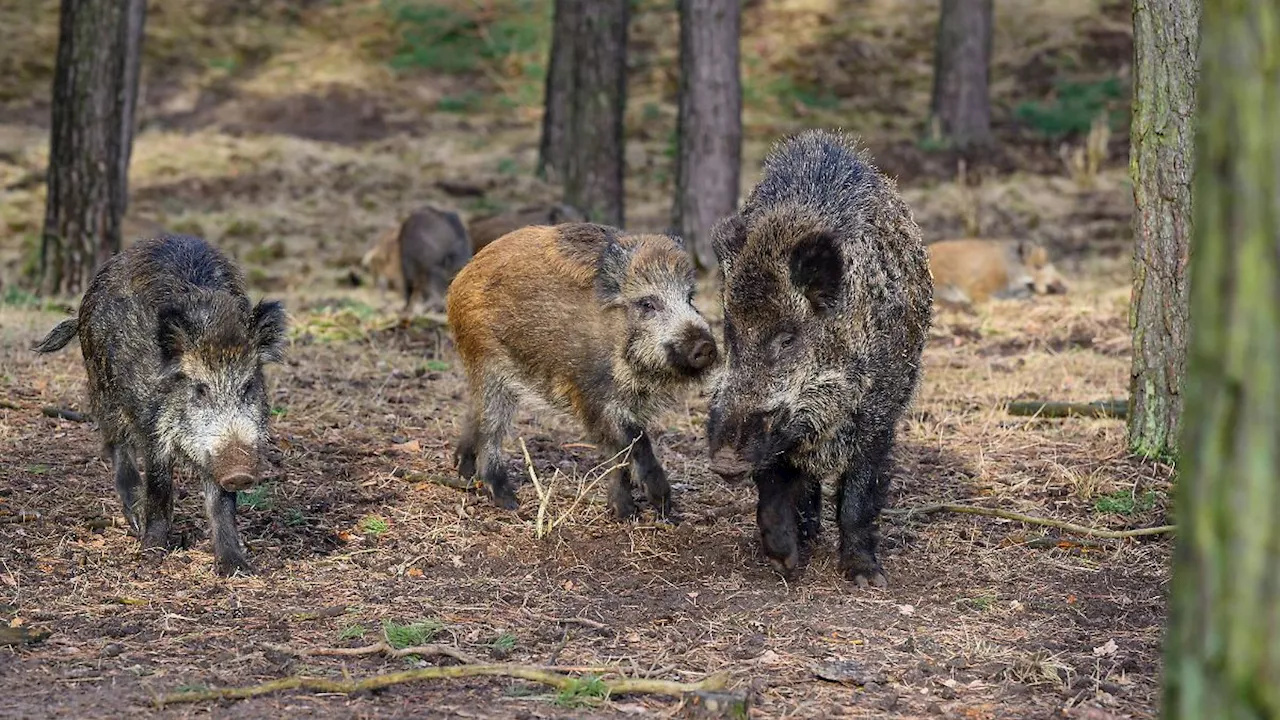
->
33 235 288 576
446 223 717 518
706 129 932 587
466 202 587 253
398 205 472 312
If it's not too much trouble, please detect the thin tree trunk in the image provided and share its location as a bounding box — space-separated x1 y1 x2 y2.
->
1163 1 1279 716
560 0 628 227
673 0 742 272
537 0 577 184
41 0 147 296
929 0 993 149
1127 0 1197 459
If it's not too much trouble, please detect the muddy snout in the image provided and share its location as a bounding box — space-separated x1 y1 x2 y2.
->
211 442 260 492
667 325 718 375
709 447 752 483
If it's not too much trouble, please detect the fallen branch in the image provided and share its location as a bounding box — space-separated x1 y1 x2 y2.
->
156 665 729 707
0 399 20 410
524 610 615 633
1006 399 1127 419
41 406 90 423
884 503 1174 539
0 511 41 524
261 640 480 665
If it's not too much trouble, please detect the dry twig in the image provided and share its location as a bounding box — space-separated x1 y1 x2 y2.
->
885 503 1174 539
41 406 90 422
156 665 729 707
261 640 481 665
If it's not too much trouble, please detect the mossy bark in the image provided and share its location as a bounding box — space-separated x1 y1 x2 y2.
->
1163 1 1280 717
40 0 146 296
1127 0 1197 459
929 0 993 149
673 0 742 272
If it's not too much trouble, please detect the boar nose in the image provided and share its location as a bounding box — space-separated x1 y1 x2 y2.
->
710 447 752 483
688 337 717 370
212 443 259 492
1047 280 1068 295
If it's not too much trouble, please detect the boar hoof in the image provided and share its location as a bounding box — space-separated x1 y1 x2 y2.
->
140 522 172 552
608 494 639 521
489 487 519 511
215 554 254 577
841 556 887 589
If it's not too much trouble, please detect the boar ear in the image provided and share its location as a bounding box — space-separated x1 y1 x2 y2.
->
157 304 193 364
788 232 843 314
252 299 289 364
662 229 687 251
711 214 746 264
594 235 631 301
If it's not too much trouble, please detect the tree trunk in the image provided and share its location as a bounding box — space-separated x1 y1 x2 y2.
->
673 0 742 272
40 0 147 296
564 0 628 227
1163 2 1280 717
929 0 993 149
1127 0 1197 459
537 0 577 184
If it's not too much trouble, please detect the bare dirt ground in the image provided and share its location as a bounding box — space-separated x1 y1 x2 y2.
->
0 1 1171 718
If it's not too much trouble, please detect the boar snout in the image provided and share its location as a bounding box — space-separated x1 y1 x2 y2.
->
710 447 752 483
1046 278 1068 295
211 442 259 492
667 325 718 375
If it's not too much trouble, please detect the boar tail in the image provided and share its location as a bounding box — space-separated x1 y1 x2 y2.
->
31 317 79 353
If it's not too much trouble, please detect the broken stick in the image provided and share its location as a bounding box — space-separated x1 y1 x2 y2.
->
885 502 1173 539
1006 399 1127 419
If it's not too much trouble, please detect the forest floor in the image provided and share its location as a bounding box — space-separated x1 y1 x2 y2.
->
0 1 1170 718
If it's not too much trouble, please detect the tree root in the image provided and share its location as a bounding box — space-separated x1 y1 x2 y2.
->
156 664 729 707
261 640 481 665
885 503 1174 539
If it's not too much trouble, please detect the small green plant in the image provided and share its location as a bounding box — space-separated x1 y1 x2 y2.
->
437 91 485 113
1095 490 1161 516
555 674 608 708
958 593 997 612
382 619 443 649
423 359 451 372
284 508 307 527
26 464 48 475
496 157 520 175
1015 77 1124 139
237 483 273 511
271 406 288 418
2 286 41 308
358 515 390 535
338 624 367 641
491 632 517 654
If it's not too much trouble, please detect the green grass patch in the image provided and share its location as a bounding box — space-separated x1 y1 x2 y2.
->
423 359 451 372
338 624 367 641
491 632 517 654
284 507 307 527
237 483 274 511
555 674 608 708
382 619 443 649
358 514 390 535
437 91 485 113
385 0 548 75
957 593 997 612
1094 489 1161 516
1014 77 1124 139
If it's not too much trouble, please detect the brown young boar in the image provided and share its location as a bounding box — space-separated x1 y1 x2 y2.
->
928 238 1068 307
360 226 403 292
466 203 586 253
446 223 717 518
706 129 933 587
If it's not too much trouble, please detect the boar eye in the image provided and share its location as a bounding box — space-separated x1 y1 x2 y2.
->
768 332 796 363
193 382 210 400
636 297 660 314
241 379 256 401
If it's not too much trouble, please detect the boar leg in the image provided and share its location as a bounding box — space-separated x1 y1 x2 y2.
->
754 464 808 578
475 380 519 510
454 409 479 480
622 424 673 520
835 428 893 588
203 477 252 576
140 453 175 552
110 443 145 536
797 478 823 545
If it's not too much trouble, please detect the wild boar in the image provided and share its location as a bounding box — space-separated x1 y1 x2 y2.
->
398 205 471 312
360 226 403 292
33 235 288 576
706 129 933 587
466 203 587 253
446 222 717 518
928 237 1069 307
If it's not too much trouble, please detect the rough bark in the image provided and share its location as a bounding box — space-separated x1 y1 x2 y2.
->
929 0 993 149
1163 2 1280 716
1127 0 1197 459
673 0 742 272
537 0 577 184
559 0 628 227
40 0 147 296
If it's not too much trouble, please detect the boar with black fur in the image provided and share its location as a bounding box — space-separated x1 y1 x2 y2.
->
447 223 717 518
33 235 288 576
398 205 471 312
466 202 586 253
707 130 932 587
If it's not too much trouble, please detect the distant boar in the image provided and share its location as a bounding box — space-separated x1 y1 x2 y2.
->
360 226 402 292
467 203 587 253
399 205 471 312
33 235 288 576
447 223 717 517
706 130 933 587
928 238 1068 307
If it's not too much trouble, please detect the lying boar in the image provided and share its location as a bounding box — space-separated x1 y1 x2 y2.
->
447 223 717 518
34 235 288 576
467 203 586 253
928 237 1068 307
360 226 403 292
707 129 933 587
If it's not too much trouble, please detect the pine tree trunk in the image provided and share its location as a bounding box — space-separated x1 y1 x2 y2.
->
929 0 992 149
1127 0 1197 459
1163 2 1280 716
537 0 577 184
559 0 628 227
40 0 147 296
673 0 742 272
